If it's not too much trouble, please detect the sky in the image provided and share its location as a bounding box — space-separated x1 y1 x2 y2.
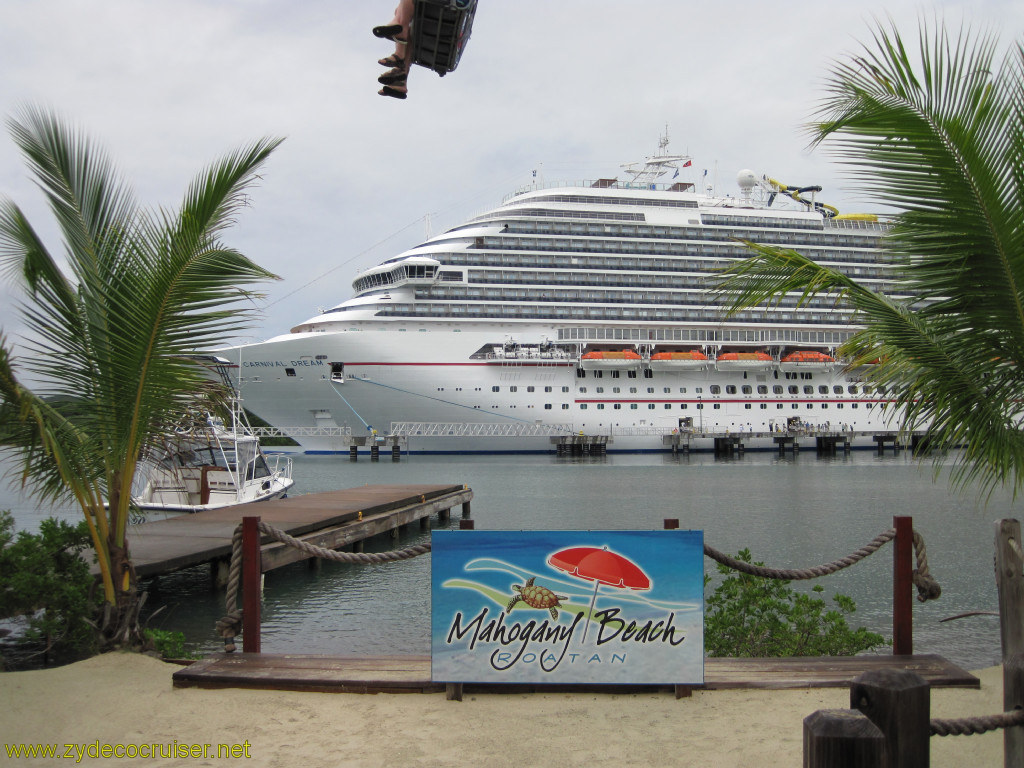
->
1 0 1022 353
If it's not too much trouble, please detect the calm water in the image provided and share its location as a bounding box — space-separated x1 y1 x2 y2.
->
1 450 1017 669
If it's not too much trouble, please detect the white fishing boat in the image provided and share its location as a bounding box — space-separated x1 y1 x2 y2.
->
131 393 294 521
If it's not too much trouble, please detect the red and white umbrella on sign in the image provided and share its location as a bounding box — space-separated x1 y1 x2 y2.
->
547 546 651 642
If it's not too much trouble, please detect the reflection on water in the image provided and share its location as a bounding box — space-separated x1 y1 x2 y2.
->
1 450 1015 668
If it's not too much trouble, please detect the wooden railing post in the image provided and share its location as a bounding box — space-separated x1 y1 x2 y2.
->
803 710 884 767
851 668 930 768
242 516 262 654
994 519 1024 768
893 515 913 655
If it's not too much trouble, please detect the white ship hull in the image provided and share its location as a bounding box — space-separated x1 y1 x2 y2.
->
224 322 901 454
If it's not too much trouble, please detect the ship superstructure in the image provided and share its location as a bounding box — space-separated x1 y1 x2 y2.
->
223 138 904 453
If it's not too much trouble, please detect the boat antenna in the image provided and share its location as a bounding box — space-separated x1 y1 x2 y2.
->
621 127 692 186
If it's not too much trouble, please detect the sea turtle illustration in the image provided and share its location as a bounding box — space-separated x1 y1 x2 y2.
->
505 576 568 620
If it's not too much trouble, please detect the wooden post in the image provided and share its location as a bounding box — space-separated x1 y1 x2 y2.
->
664 518 679 530
893 515 913 655
994 519 1024 768
446 683 463 701
460 518 475 530
850 668 929 768
242 516 262 654
803 710 885 767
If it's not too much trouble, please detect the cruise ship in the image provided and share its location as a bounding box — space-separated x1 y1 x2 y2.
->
221 138 905 454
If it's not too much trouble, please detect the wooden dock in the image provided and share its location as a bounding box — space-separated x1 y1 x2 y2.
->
172 653 979 694
126 484 472 579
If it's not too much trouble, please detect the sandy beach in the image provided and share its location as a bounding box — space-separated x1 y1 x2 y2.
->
0 653 1008 766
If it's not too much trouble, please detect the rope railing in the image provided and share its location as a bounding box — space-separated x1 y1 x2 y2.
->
703 527 942 602
930 708 1024 736
216 520 433 651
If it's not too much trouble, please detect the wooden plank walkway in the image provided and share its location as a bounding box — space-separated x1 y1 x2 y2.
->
126 484 471 579
172 653 979 694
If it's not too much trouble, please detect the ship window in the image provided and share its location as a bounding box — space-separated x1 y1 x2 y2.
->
663 388 671 394
803 385 814 395
510 386 518 392
613 404 621 410
760 404 767 409
544 386 552 392
777 404 784 409
611 371 619 378
580 404 588 410
597 404 605 410
628 370 637 378
594 371 603 378
579 387 587 393
285 368 296 377
527 386 535 392
562 386 570 392
792 404 799 409
848 385 859 394
696 404 703 410
577 369 586 378
492 386 500 392
612 387 621 393
757 385 768 394
726 385 737 394
773 385 783 394
710 385 721 394
648 404 655 409
833 386 844 394
713 404 721 409
562 404 570 409
789 385 799 394
852 403 859 409
744 404 751 410
680 387 687 393
544 404 552 410
665 404 672 409
819 386 829 395
596 387 605 393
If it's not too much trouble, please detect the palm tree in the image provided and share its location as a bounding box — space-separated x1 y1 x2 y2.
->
719 19 1024 497
0 107 282 646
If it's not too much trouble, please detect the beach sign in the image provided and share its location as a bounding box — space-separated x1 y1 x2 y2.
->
431 530 704 685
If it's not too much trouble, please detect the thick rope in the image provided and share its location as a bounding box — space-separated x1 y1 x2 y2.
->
930 708 1024 736
255 520 431 564
216 521 432 652
704 528 941 602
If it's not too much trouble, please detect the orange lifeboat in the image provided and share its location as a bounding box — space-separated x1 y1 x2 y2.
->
781 350 836 368
649 350 709 371
580 349 642 370
716 351 773 368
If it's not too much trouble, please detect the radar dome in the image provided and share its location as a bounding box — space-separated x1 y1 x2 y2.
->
737 169 758 192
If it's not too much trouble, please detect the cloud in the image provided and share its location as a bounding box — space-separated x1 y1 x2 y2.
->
1 0 1021 345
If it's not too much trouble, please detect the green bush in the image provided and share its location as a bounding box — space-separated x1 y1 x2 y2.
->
0 510 99 667
143 628 195 660
704 548 887 657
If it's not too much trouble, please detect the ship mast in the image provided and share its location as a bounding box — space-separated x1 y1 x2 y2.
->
621 128 692 186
